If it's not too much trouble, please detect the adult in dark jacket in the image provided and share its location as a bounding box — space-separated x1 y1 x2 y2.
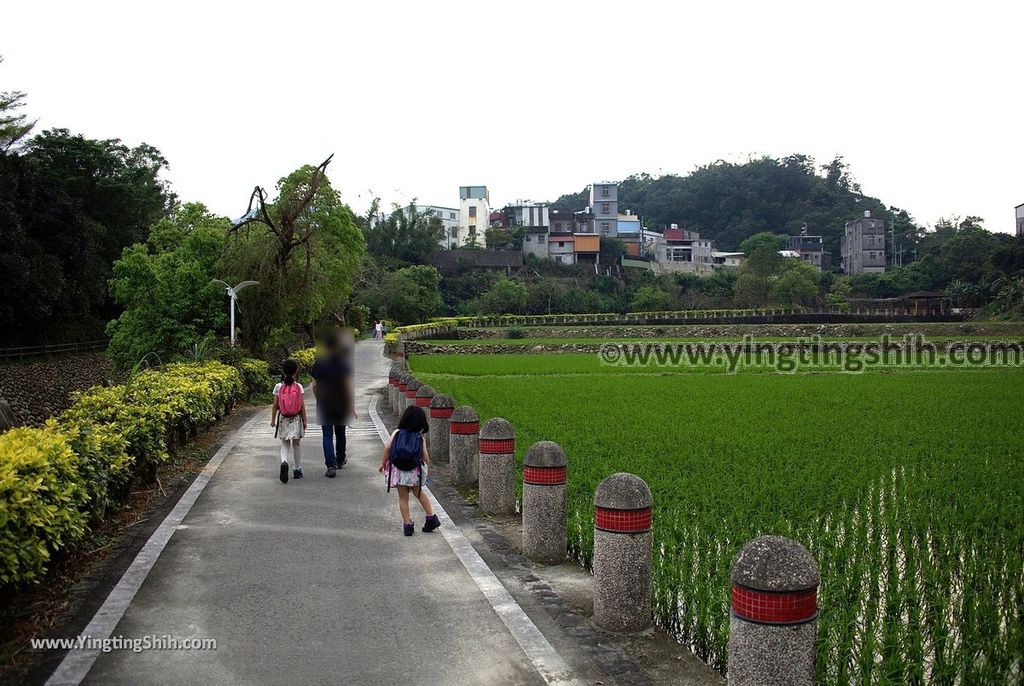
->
311 331 356 478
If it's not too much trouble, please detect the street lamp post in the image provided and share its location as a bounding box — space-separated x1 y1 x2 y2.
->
212 280 259 346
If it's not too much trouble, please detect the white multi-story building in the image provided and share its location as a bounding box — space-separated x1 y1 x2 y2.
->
415 204 461 249
458 186 489 247
1016 203 1024 237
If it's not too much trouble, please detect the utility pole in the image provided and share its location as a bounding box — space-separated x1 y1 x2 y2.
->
212 280 259 346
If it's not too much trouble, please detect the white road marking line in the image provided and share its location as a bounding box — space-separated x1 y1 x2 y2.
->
44 413 262 686
369 395 579 686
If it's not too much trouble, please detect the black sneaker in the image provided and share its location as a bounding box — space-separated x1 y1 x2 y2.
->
325 467 337 478
403 522 415 536
279 462 289 483
339 456 347 468
293 468 303 479
422 515 441 533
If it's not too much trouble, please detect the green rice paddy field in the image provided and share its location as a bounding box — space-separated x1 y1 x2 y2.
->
411 354 1024 684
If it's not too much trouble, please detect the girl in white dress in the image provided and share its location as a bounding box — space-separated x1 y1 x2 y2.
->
271 359 307 483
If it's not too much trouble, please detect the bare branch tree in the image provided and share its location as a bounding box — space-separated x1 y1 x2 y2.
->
229 154 335 269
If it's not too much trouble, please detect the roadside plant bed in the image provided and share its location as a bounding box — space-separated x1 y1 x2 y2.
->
444 321 1024 341
0 358 270 587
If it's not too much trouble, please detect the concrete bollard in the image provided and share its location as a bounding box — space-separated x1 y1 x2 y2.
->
414 384 435 442
478 418 516 515
522 441 567 563
727 535 819 686
414 383 435 410
593 472 653 633
428 394 454 464
387 362 402 412
403 376 421 416
395 372 410 418
449 405 480 486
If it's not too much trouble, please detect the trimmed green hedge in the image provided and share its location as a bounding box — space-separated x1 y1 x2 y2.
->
0 358 269 586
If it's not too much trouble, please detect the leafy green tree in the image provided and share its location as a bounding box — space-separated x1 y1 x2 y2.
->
105 203 229 368
733 245 784 306
700 269 737 303
740 232 788 254
526 278 568 315
629 285 672 311
991 236 1024 276
826 276 853 311
769 260 820 306
224 160 365 348
363 202 442 266
356 264 442 324
0 129 174 344
599 237 628 266
476 277 528 314
485 224 525 250
987 275 1024 319
439 270 497 315
0 56 35 151
395 265 443 322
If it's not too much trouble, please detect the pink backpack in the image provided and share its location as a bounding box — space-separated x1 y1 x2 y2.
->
278 382 303 417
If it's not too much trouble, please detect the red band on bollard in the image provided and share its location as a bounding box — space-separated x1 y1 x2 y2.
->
430 407 454 419
397 383 408 391
595 506 652 533
480 438 515 454
450 421 480 435
415 397 431 407
731 584 817 625
523 466 566 485
404 389 417 398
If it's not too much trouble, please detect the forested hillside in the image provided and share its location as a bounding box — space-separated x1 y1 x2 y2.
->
551 155 912 255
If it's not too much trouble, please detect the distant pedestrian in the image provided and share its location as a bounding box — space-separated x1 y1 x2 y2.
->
311 331 356 478
378 405 440 536
271 359 307 483
374 320 383 339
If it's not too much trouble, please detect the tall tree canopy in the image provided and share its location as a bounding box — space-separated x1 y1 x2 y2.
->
361 202 442 267
0 56 35 151
106 203 229 368
0 129 174 344
223 160 365 349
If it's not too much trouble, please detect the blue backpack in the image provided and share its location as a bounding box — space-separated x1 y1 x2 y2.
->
390 430 423 472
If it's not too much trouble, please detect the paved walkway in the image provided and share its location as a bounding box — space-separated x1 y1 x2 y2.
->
69 341 564 685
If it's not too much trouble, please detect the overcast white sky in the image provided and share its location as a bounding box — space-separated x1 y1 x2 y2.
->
3 1 1022 232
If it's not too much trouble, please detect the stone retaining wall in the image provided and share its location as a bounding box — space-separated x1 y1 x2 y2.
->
451 321 1024 340
0 352 113 427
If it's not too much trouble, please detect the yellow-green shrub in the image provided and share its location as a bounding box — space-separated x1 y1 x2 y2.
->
1 361 251 586
58 419 132 520
61 362 244 477
62 384 170 473
291 348 316 372
237 358 271 397
0 428 89 584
